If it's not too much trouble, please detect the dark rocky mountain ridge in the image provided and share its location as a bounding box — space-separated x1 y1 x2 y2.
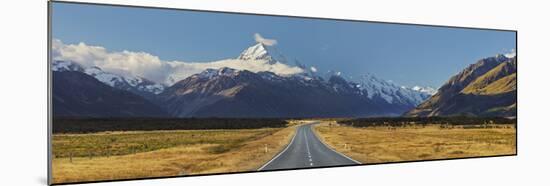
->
53 71 168 117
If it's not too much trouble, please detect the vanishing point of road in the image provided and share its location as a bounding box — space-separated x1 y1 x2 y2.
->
259 121 360 170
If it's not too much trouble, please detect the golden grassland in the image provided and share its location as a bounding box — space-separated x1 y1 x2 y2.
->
52 126 296 184
314 122 516 164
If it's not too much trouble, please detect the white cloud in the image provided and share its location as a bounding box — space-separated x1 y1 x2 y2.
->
52 39 302 85
310 66 317 73
254 33 278 46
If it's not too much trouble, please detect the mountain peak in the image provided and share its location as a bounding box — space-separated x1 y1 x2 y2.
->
195 67 240 79
504 51 516 59
52 60 165 95
495 54 509 61
84 66 104 75
237 42 277 64
355 73 431 105
52 60 84 72
411 86 437 95
405 53 516 117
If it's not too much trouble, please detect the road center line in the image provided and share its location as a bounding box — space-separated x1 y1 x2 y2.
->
257 125 300 171
304 128 313 166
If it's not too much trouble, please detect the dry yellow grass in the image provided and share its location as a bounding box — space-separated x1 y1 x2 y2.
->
52 126 296 184
314 122 516 164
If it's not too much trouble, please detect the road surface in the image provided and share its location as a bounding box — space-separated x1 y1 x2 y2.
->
259 121 359 170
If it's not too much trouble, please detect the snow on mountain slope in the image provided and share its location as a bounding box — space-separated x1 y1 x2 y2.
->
51 60 84 72
84 66 165 95
504 50 516 58
164 42 303 85
165 58 304 85
52 60 165 95
237 43 277 64
84 67 123 87
356 73 431 105
53 41 431 107
52 39 303 86
168 41 431 107
195 67 240 79
412 86 437 95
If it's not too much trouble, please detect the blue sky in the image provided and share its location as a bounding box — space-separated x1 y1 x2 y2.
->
52 2 516 88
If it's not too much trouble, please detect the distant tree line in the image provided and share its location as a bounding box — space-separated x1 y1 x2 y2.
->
339 116 517 127
53 117 288 133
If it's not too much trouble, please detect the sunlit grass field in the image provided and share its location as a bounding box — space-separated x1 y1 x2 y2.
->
314 122 516 164
51 119 516 184
52 126 296 184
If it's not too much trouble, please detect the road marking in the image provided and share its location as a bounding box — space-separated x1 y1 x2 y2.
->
304 128 313 166
308 124 362 164
257 126 299 171
258 121 356 170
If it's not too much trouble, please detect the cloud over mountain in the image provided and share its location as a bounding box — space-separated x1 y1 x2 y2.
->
253 33 277 46
52 38 302 85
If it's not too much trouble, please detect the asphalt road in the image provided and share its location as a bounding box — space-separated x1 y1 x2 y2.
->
259 121 360 171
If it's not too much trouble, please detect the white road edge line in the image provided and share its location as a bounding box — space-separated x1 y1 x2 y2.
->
308 124 362 164
257 125 299 171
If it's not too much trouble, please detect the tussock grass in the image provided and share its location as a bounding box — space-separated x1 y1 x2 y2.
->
314 122 516 164
53 129 275 158
52 126 296 184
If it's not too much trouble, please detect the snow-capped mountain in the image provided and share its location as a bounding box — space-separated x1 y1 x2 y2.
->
158 63 432 117
161 42 304 86
52 41 436 118
195 67 241 80
51 60 85 72
237 42 290 65
411 86 437 95
237 43 278 64
52 70 168 117
52 60 165 97
84 67 165 95
234 42 432 107
504 51 516 58
354 73 432 106
160 67 401 117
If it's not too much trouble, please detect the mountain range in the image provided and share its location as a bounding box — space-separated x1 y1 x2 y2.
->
405 54 517 117
51 42 514 118
53 60 164 100
52 70 167 117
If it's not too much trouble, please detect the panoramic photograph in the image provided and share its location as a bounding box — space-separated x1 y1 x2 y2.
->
50 2 517 184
